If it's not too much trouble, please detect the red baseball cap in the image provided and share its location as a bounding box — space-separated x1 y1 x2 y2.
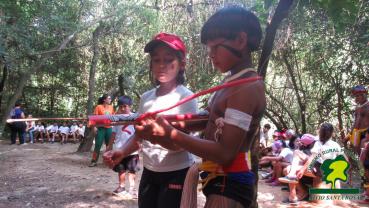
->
144 32 186 57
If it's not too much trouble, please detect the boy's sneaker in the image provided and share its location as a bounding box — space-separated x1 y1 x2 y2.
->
116 191 133 200
130 192 138 199
113 187 126 194
282 197 298 205
88 161 97 167
278 176 298 184
261 172 272 179
129 189 138 199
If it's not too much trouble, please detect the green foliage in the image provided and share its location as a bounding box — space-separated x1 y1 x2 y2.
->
299 0 360 32
264 0 368 132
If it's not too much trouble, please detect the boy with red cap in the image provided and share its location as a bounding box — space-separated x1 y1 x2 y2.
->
103 33 198 208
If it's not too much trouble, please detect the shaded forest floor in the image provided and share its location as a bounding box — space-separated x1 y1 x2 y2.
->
0 139 367 208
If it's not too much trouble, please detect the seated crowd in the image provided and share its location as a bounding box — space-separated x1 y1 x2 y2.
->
25 119 86 144
259 123 369 205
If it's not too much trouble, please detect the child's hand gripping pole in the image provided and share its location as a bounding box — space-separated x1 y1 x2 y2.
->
89 76 261 127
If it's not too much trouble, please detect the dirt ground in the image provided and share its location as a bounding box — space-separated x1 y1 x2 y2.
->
0 139 367 208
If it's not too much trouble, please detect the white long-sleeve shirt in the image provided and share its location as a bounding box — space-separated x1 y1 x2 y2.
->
139 85 198 172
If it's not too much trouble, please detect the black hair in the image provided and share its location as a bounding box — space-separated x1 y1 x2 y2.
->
98 94 110 105
14 100 22 107
149 43 186 86
288 135 298 149
280 139 287 148
201 5 262 52
97 97 104 105
264 123 271 129
319 123 334 145
118 95 133 106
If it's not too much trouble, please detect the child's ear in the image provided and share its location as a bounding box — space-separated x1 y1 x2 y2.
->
235 32 248 50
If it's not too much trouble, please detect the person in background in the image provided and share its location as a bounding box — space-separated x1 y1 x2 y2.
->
345 85 368 153
47 123 59 143
69 122 79 143
25 114 36 143
260 123 271 148
278 134 316 204
34 122 45 143
8 101 26 145
106 96 139 199
89 94 114 167
59 122 70 144
76 123 86 142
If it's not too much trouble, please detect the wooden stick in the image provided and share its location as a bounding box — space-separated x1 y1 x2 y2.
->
7 112 209 127
6 117 87 123
96 117 209 127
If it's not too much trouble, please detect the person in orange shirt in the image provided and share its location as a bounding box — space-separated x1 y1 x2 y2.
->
89 94 114 167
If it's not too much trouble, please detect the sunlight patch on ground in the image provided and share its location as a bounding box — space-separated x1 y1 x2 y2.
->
257 191 275 201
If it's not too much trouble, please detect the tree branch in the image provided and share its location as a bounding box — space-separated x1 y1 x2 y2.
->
282 50 306 133
258 0 294 78
266 89 299 131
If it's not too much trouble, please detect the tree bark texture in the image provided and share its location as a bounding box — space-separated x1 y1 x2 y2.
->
77 24 104 153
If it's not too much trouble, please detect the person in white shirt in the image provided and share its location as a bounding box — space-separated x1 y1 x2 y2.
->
76 123 85 142
45 123 53 141
69 122 79 143
25 115 36 143
47 123 59 143
106 96 138 198
260 123 271 148
103 33 198 207
259 140 293 186
59 122 70 144
296 123 342 186
278 134 317 203
34 122 45 143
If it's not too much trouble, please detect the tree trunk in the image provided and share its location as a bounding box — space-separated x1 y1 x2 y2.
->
257 0 294 77
336 84 345 139
253 1 294 207
86 24 103 116
77 24 104 152
1 63 42 126
0 57 9 111
282 51 306 133
118 74 125 96
49 81 56 116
